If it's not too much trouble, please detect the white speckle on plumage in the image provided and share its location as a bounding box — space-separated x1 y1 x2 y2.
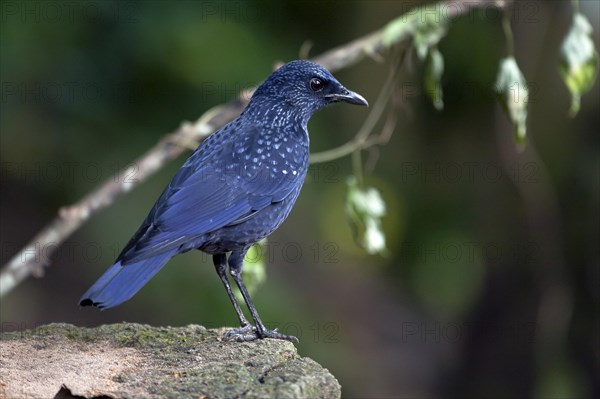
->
282 170 288 175
292 170 297 175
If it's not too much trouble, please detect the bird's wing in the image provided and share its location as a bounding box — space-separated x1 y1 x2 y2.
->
118 123 306 264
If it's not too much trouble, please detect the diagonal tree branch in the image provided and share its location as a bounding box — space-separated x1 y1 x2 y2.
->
0 0 507 297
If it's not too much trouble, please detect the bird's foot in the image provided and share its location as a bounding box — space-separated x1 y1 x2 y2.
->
223 324 257 342
223 325 298 343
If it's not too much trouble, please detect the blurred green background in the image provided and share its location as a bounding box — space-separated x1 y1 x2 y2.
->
1 1 598 398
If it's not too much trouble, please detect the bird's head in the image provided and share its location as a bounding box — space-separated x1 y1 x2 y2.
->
249 60 368 126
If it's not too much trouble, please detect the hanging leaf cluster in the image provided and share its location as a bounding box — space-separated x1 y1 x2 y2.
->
559 12 599 117
495 57 529 145
345 177 388 256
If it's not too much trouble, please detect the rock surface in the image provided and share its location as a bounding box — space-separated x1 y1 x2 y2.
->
0 323 341 399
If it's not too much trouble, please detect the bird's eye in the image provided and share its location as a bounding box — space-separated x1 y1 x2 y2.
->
309 78 324 92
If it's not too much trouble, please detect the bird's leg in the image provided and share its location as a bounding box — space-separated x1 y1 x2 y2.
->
223 250 298 343
212 253 253 332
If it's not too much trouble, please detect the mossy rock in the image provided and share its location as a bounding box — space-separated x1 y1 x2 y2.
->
0 323 340 399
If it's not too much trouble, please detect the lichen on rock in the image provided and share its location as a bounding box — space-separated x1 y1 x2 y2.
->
0 323 341 399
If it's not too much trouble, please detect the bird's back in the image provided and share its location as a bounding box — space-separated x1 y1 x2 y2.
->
118 112 310 262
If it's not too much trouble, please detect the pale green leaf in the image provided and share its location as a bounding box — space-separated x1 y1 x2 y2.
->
412 14 448 60
237 238 267 301
345 176 388 255
425 47 445 110
559 13 599 117
495 57 529 145
382 3 448 55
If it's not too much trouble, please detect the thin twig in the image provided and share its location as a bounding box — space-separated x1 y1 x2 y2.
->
310 53 401 164
0 0 509 297
358 93 401 177
501 3 515 57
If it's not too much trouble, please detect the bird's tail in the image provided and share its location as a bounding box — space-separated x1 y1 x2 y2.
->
79 252 173 309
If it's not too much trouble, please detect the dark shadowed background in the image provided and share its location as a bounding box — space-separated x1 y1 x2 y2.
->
1 1 598 398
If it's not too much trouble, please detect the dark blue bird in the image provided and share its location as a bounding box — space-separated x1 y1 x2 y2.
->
80 60 368 342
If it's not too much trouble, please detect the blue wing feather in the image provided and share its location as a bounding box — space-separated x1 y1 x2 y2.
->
79 251 173 309
118 123 303 263
81 122 307 308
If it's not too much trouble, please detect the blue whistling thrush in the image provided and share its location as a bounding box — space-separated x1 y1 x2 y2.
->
80 60 368 342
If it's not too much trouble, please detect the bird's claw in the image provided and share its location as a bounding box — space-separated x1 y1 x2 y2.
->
223 325 298 343
259 328 299 343
223 324 257 342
